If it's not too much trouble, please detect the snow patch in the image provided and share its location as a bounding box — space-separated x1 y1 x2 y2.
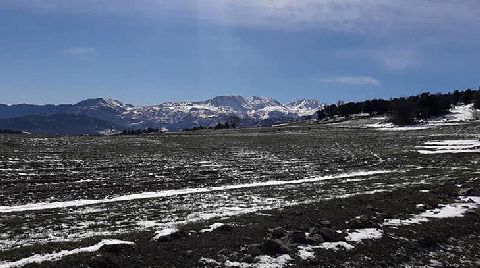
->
384 196 480 226
367 122 431 131
346 228 383 242
417 139 480 154
317 242 355 250
225 254 293 268
0 239 133 268
152 227 179 240
200 222 225 233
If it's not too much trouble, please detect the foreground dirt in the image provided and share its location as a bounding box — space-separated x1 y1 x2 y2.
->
26 181 480 268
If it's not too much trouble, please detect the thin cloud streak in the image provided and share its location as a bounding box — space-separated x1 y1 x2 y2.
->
63 47 96 56
319 76 381 86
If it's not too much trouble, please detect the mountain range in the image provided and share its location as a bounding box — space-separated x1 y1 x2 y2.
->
0 96 323 134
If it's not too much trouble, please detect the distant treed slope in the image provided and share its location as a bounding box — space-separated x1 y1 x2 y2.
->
317 89 480 125
0 114 120 135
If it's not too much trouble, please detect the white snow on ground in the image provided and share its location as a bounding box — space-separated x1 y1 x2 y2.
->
150 189 393 242
438 104 476 122
416 139 480 154
152 227 178 240
316 242 355 250
0 239 134 268
200 222 225 233
297 228 383 259
225 254 293 268
384 196 480 226
0 170 394 213
298 247 316 260
136 220 158 228
366 122 431 131
346 228 383 242
200 257 220 265
366 104 478 131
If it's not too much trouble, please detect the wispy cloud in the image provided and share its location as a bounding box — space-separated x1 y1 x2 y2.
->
379 49 416 71
63 47 96 56
2 1 480 33
319 76 381 86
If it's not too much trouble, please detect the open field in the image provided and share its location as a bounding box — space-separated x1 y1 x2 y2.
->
1 122 480 267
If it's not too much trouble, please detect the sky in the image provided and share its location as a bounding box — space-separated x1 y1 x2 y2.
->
1 0 480 105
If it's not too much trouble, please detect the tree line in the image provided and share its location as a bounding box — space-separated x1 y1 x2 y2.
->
317 88 480 125
121 128 163 135
0 129 23 134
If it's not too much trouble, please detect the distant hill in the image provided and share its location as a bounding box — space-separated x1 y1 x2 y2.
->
0 96 323 134
0 113 120 135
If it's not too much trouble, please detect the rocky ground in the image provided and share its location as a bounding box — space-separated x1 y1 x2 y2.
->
34 183 480 267
1 121 480 267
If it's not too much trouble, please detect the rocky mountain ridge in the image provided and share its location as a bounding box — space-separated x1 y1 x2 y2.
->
0 96 323 134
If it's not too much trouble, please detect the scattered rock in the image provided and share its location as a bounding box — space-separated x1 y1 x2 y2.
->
418 234 442 248
216 224 234 232
241 255 255 263
246 244 262 257
306 234 324 245
319 220 332 227
465 210 478 216
262 238 293 255
269 227 286 238
458 187 472 196
289 231 308 244
466 187 480 196
217 248 230 256
318 228 345 242
157 230 188 242
347 215 382 229
229 252 245 262
101 243 135 254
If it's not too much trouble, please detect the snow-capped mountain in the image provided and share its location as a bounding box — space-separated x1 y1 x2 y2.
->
0 96 323 133
120 96 321 130
285 99 325 116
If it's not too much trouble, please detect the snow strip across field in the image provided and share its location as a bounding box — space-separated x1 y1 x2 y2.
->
0 239 134 268
384 196 480 226
416 140 480 154
366 122 431 131
0 170 394 213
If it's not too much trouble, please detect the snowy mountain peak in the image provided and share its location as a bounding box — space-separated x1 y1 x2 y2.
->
284 99 324 116
75 98 132 110
203 96 282 112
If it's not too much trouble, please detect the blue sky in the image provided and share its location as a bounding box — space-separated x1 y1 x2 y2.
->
1 0 480 105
